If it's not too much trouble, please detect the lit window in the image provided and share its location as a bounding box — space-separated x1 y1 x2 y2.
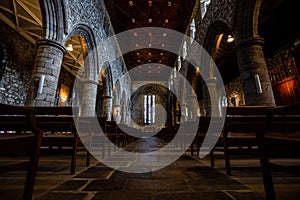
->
190 19 196 43
183 41 187 60
200 0 211 18
177 56 182 71
143 95 156 124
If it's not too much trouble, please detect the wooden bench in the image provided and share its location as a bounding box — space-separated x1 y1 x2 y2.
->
0 103 43 200
223 105 300 200
223 106 273 176
192 117 224 167
28 106 90 175
259 104 300 200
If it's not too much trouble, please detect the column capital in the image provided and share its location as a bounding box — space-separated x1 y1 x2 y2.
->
36 39 67 55
236 37 265 50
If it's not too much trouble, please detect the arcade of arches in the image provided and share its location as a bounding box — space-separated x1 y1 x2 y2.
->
1 0 300 199
1 0 299 121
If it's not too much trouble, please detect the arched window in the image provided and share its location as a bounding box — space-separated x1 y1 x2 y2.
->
143 94 156 124
190 19 196 43
200 0 211 18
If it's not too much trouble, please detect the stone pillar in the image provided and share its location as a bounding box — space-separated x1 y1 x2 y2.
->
126 110 131 126
113 104 121 123
187 95 199 120
174 100 180 124
102 96 113 121
26 39 66 106
181 104 188 122
236 37 275 106
204 78 220 117
81 80 98 116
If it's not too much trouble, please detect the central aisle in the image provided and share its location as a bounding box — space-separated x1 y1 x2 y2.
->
37 137 262 200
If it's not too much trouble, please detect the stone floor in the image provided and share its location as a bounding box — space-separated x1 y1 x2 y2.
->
0 137 300 200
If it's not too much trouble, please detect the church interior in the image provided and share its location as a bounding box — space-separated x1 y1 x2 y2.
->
0 0 300 199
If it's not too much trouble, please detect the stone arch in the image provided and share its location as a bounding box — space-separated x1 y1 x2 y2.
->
65 24 99 81
233 0 262 41
39 0 68 41
202 20 234 115
102 61 113 97
203 20 233 55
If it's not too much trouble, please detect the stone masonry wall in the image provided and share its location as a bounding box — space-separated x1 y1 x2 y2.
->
0 21 36 105
67 0 129 110
196 0 235 45
67 0 124 85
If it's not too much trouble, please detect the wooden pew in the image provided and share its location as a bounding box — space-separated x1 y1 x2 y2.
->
193 117 224 167
0 103 43 200
259 104 300 200
223 106 273 176
76 116 107 159
223 105 300 200
28 106 89 175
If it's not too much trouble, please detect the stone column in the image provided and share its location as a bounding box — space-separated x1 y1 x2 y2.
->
174 100 180 124
113 104 121 123
102 96 113 121
204 78 220 117
81 80 98 116
236 37 275 106
181 104 188 122
186 95 199 120
26 39 66 106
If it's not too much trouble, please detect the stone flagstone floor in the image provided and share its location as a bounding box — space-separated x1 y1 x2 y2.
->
1 137 300 199
36 137 262 200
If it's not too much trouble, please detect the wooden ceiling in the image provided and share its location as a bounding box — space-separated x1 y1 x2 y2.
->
0 0 42 44
0 0 88 80
104 0 196 79
2 0 298 84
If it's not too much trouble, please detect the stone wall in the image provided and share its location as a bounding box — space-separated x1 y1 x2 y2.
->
196 0 235 45
66 0 129 114
67 0 124 85
0 21 36 105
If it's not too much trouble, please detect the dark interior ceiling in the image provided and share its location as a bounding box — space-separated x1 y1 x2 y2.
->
216 0 300 85
104 0 196 80
259 0 300 58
